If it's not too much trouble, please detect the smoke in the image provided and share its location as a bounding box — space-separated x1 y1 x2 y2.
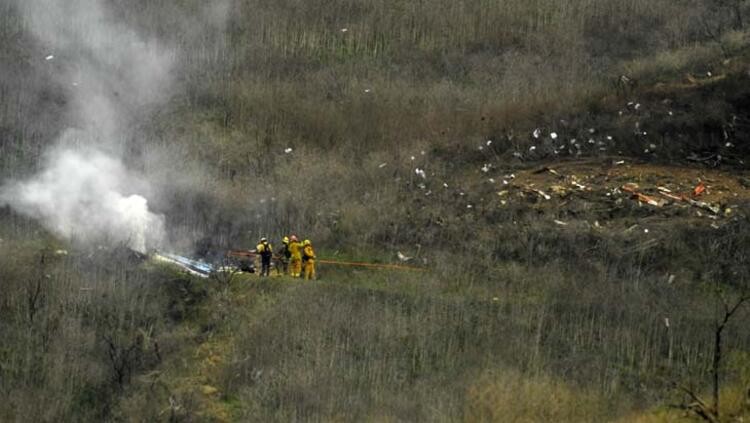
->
1 0 184 252
1 143 165 253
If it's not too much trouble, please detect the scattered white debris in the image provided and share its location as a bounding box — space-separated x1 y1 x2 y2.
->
644 228 649 233
554 220 568 226
418 183 426 190
45 55 54 61
478 146 484 151
488 178 496 183
668 274 676 284
260 198 267 204
341 28 349 33
486 139 493 146
443 182 449 188
535 190 551 200
54 249 68 256
378 162 387 168
664 317 670 328
533 128 541 139
649 143 657 150
467 204 473 209
606 135 613 141
588 139 595 144
420 150 426 155
364 89 371 93
459 192 465 196
550 132 558 140
481 164 490 173
668 111 674 116
397 251 411 262
492 297 500 302
415 168 426 179
707 71 712 77
634 103 641 110
502 180 509 185
410 156 415 161
284 147 293 154
726 142 734 148
529 145 537 152
589 128 596 134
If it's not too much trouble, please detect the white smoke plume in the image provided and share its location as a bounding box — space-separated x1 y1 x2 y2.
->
1 0 179 252
1 144 165 253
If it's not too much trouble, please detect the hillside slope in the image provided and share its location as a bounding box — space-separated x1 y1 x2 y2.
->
2 1 750 421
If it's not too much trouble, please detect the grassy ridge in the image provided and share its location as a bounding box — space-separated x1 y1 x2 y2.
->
1 0 750 421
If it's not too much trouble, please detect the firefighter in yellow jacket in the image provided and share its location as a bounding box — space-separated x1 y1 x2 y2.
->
303 239 316 280
288 235 304 277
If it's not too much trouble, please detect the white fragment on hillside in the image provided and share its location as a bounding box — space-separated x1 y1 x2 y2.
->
481 164 490 173
533 128 541 139
486 140 493 146
550 132 558 140
284 148 293 154
45 55 54 60
378 162 387 168
415 168 426 179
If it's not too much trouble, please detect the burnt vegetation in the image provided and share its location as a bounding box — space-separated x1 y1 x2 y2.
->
2 0 750 421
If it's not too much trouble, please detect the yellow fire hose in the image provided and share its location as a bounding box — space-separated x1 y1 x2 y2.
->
317 259 425 272
228 250 425 272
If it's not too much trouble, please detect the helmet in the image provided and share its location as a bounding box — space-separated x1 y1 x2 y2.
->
290 235 298 242
283 236 289 243
260 237 267 242
304 239 311 246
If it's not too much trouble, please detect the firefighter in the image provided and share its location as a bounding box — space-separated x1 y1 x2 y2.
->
303 239 316 280
276 236 291 275
288 235 304 277
256 237 273 277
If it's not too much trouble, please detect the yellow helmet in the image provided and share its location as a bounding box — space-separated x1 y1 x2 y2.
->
283 236 289 243
304 239 311 246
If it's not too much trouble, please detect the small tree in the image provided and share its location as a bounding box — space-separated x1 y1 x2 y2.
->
679 281 750 422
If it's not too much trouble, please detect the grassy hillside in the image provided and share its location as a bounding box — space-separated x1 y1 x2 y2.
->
2 0 750 421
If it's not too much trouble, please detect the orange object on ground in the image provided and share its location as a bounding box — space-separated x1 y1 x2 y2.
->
693 182 706 197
